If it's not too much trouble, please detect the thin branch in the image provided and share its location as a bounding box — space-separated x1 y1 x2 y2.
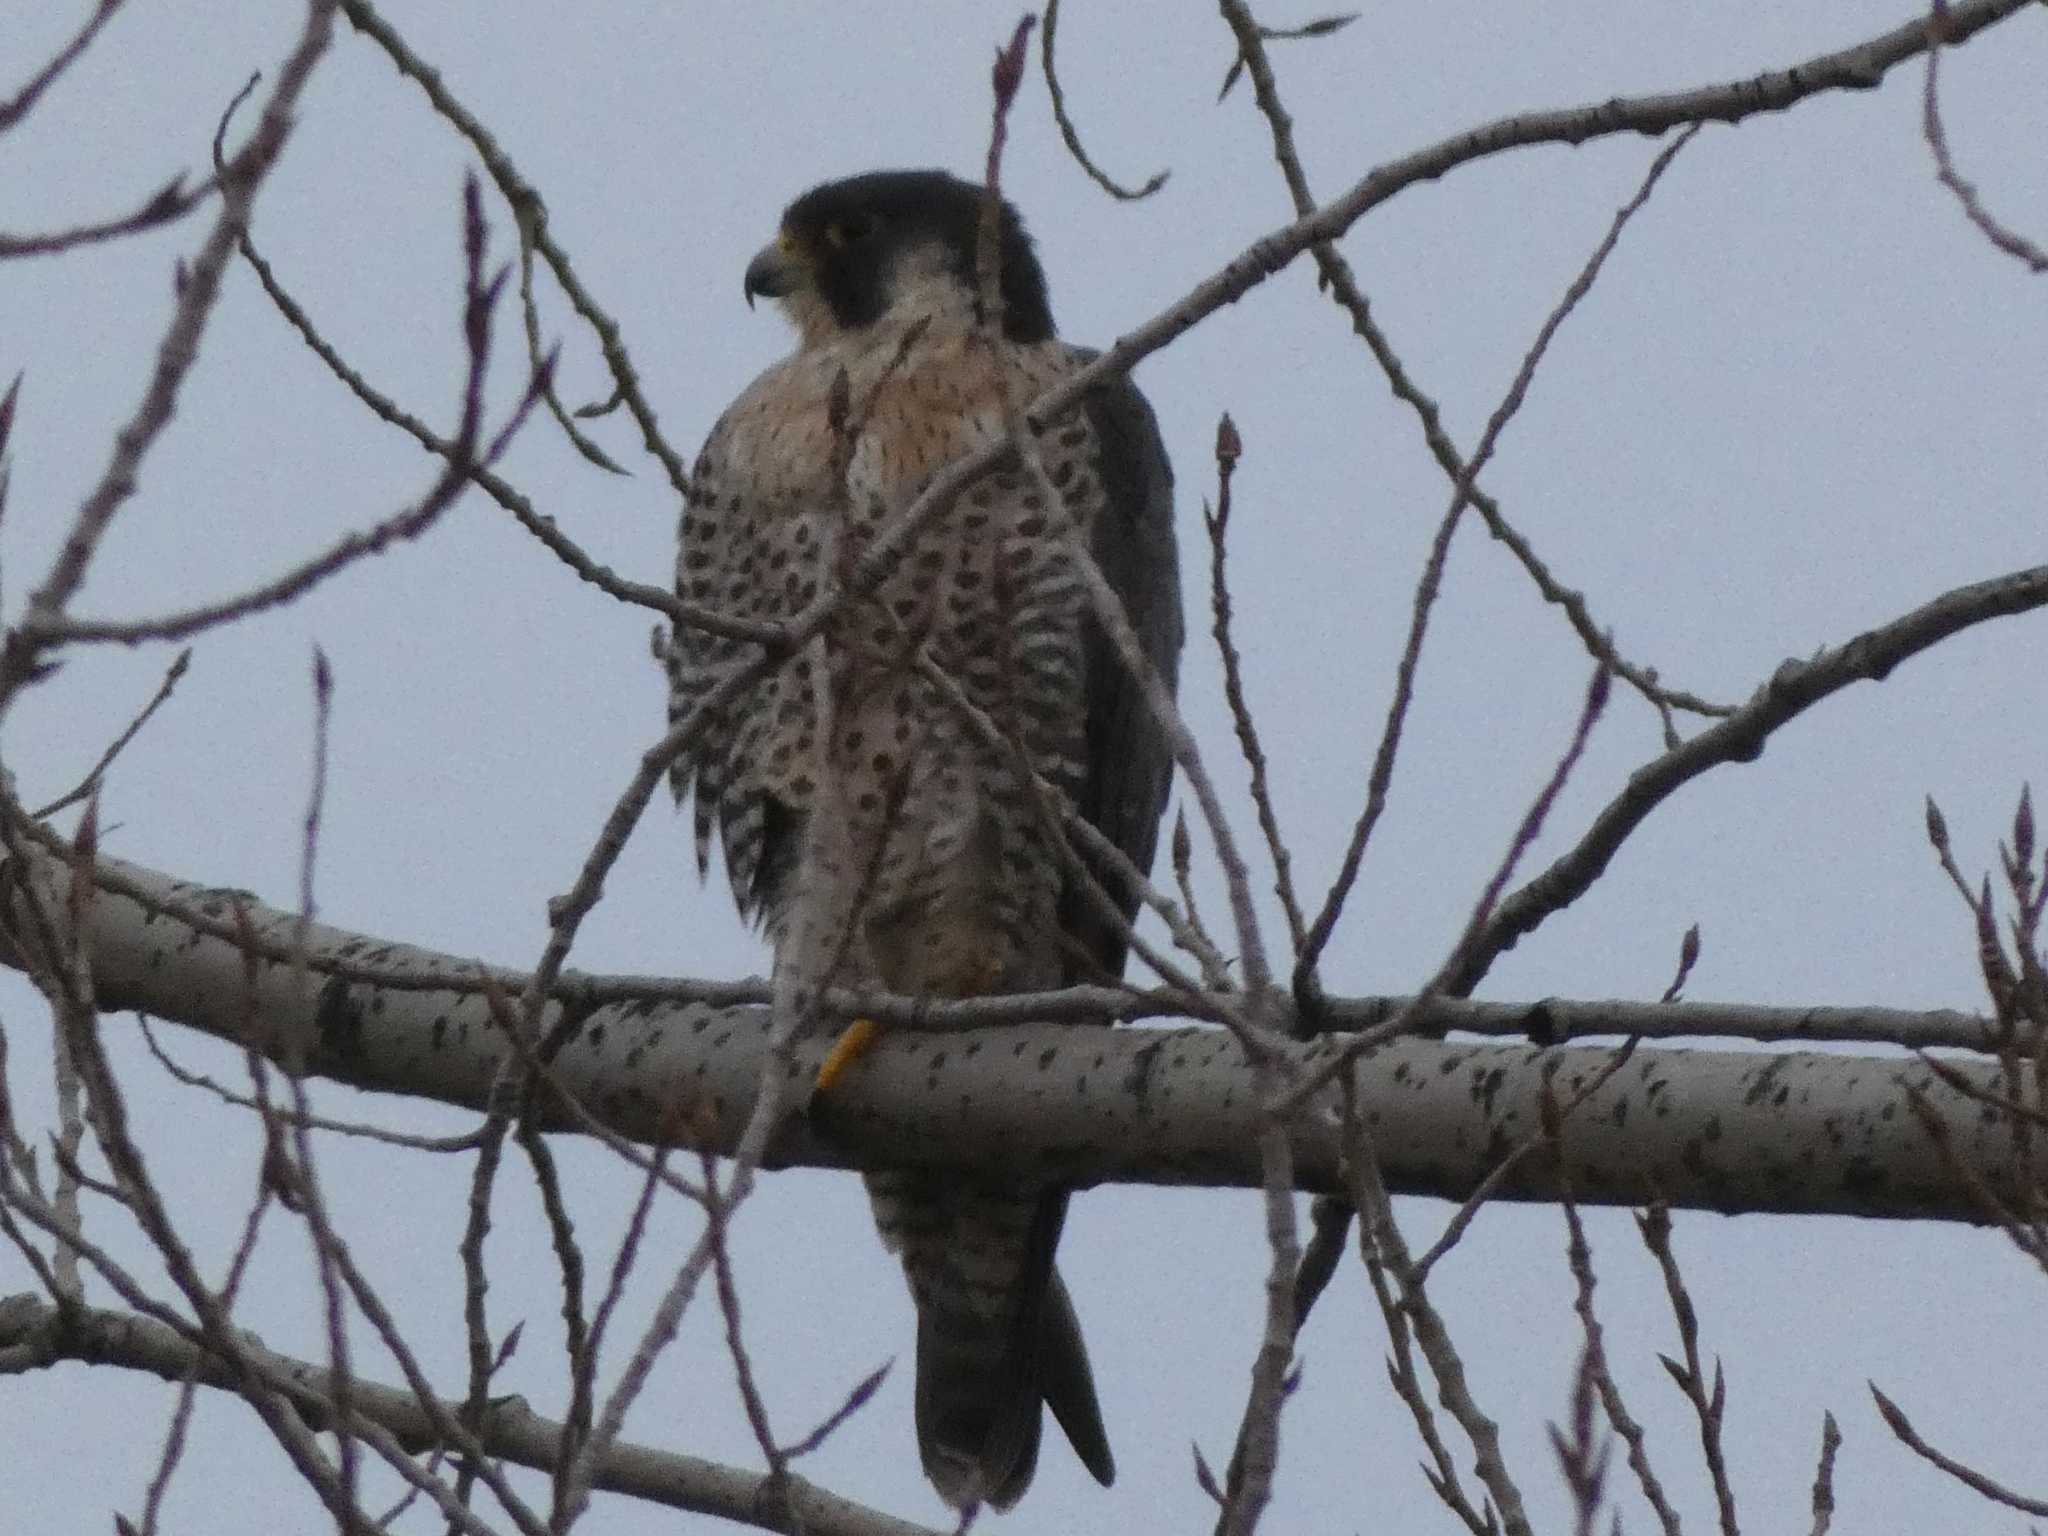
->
1216 0 1727 738
1041 0 1169 200
1276 659 1614 1118
41 186 551 649
1213 1115 1300 1536
1638 1204 1739 1536
1294 126 1694 1001
1808 1412 1841 1536
704 1157 784 1473
1204 413 1308 968
1549 1345 1613 1536
1922 5 2048 273
0 0 337 725
1344 1086 1533 1536
32 649 190 818
0 0 126 131
0 176 219 261
339 0 695 501
137 1016 495 1151
451 1082 511 1524
276 642 365 1515
1551 1086 1682 1536
974 28 1280 1052
513 200 628 473
1458 559 2048 998
513 1120 588 1512
1870 1382 2048 1517
571 1140 672 1502
0 1292 947 1536
1409 1037 1639 1285
233 215 743 634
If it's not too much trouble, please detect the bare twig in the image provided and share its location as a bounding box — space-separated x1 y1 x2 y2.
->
783 1361 892 1461
974 25 1280 1049
1922 6 2048 273
704 1157 784 1473
513 203 629 473
1459 560 2048 999
1041 0 1169 200
1551 1083 1682 1536
32 649 190 818
513 1119 589 1509
451 1086 511 1523
1294 126 1695 1003
233 217 745 634
43 184 552 650
1215 0 1727 738
0 176 219 261
339 0 694 500
1661 924 1702 1005
570 1139 672 1499
0 1292 947 1536
1639 1204 1739 1536
0 0 338 715
1213 1112 1299 1536
1870 1383 2048 1517
274 643 365 1514
1409 1037 1638 1285
1549 1345 1613 1536
1343 1084 1532 1536
135 1367 203 1536
1204 414 1308 968
137 1017 495 1151
0 0 127 131
1808 1412 1841 1536
1217 8 1357 101
1276 659 1614 1118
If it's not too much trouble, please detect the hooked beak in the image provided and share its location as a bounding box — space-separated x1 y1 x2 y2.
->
743 234 805 308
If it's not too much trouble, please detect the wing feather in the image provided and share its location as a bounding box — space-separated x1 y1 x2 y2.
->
1062 362 1184 982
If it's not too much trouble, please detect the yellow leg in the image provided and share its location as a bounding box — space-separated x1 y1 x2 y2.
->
815 1016 882 1093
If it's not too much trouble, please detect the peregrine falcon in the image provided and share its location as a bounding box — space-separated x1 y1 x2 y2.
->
667 169 1182 1509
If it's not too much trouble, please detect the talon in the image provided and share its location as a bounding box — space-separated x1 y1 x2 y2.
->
816 1016 882 1093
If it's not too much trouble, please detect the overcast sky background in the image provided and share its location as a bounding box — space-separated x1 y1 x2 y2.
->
5 2 2048 1531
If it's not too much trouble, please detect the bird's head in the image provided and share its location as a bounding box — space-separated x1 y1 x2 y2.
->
743 169 1054 348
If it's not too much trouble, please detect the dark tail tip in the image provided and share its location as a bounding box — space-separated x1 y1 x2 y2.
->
913 1267 1112 1509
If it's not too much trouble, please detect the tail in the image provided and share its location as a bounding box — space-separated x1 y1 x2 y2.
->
871 1178 1115 1509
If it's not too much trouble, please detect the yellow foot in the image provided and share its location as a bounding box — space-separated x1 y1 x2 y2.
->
816 1016 882 1093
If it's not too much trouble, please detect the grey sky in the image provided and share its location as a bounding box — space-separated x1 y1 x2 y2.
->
4 1 2047 1530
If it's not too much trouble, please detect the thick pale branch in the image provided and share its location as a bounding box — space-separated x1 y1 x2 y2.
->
0 1294 942 1536
0 848 2035 1223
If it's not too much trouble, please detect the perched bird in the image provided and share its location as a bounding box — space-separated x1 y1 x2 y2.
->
667 168 1182 1509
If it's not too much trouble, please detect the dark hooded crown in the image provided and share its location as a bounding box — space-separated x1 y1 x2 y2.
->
779 169 1054 343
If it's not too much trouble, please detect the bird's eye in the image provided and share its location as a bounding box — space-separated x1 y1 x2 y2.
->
823 214 876 249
